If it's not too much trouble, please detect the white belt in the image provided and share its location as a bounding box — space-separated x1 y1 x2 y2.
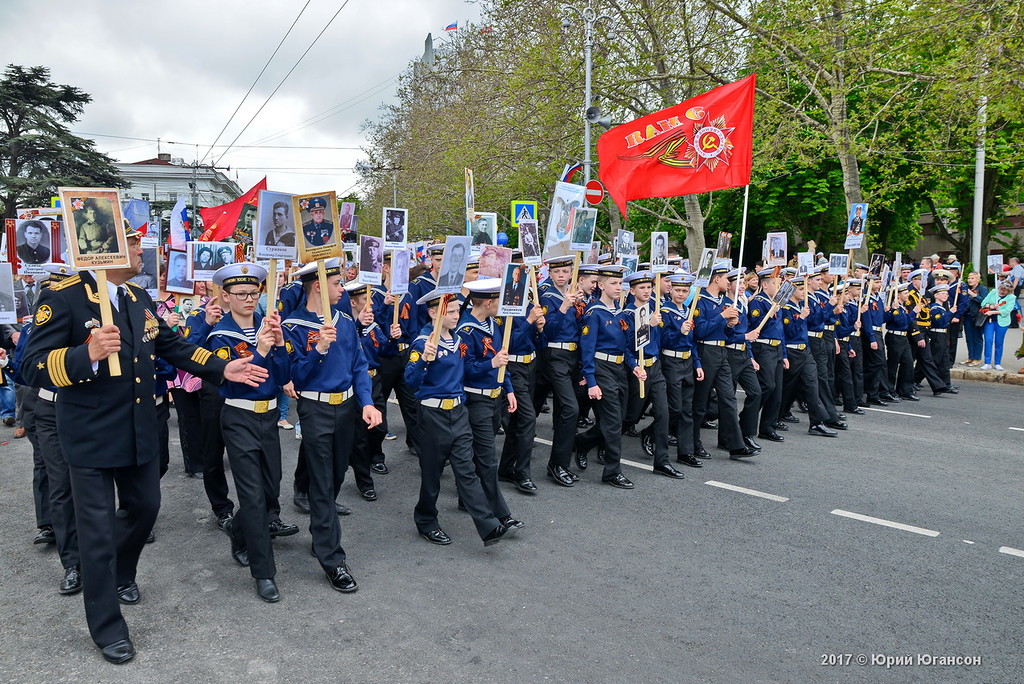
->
786 343 807 350
824 324 835 331
224 397 278 414
808 331 824 338
38 388 56 402
700 340 725 347
662 349 692 359
421 397 461 410
594 352 624 364
299 389 354 405
931 328 948 334
464 386 502 398
754 339 781 347
508 353 534 364
642 356 657 367
397 343 410 352
888 330 907 336
725 343 746 351
872 326 883 332
547 342 578 351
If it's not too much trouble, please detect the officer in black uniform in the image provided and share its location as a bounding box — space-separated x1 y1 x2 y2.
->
301 196 334 247
21 224 267 664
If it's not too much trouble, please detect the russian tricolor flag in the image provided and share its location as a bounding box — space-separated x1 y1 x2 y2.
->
170 194 191 250
444 22 457 31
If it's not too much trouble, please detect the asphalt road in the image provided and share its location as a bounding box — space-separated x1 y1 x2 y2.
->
0 379 1022 683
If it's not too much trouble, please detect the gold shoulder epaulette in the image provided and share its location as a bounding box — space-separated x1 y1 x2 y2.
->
49 274 82 291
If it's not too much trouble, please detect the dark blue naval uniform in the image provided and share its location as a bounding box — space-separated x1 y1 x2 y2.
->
660 299 702 456
350 315 386 494
747 292 787 436
691 291 745 452
207 313 290 582
283 305 370 574
497 309 543 484
885 299 917 398
863 290 893 401
404 327 502 540
620 298 672 469
535 279 584 475
928 301 954 389
372 284 420 455
779 298 835 426
723 291 762 440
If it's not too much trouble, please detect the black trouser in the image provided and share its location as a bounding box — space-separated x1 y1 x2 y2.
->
69 458 160 648
947 320 962 367
221 405 281 580
415 402 500 539
465 393 510 520
822 330 838 404
886 333 916 397
539 348 580 471
849 336 864 406
379 351 419 455
576 358 628 479
912 332 946 391
862 331 888 401
662 354 696 456
807 337 840 421
498 360 537 481
780 345 831 425
170 387 203 475
198 381 232 517
751 343 783 435
156 396 170 478
23 390 51 529
35 395 79 569
627 358 670 468
727 347 762 438
929 331 952 389
350 374 383 493
834 340 857 409
297 396 357 572
691 345 744 451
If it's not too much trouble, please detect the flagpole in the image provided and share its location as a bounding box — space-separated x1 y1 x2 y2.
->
734 184 750 302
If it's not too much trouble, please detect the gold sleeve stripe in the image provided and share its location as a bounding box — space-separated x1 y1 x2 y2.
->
191 348 213 365
47 348 72 387
50 275 81 292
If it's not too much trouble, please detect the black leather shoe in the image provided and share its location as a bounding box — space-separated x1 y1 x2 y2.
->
883 394 901 402
780 413 800 424
729 447 758 459
758 432 785 443
577 417 594 429
482 524 511 546
701 419 718 429
825 420 848 430
846 407 865 415
857 401 869 408
547 466 575 487
837 412 847 420
100 639 136 664
914 383 923 391
498 473 516 483
595 447 607 465
33 526 56 545
809 423 838 437
694 444 710 459
622 426 640 438
145 529 155 544
116 582 140 605
867 398 889 407
667 434 678 447
360 489 378 501
901 394 919 402
293 491 310 514
255 578 280 603
743 436 762 451
676 454 703 468
499 515 525 530
420 528 452 545
653 464 685 479
566 469 580 482
640 429 654 458
326 564 358 593
224 518 249 567
797 401 808 413
370 463 389 474
539 403 550 414
945 386 959 394
60 566 83 595
514 479 538 494
603 473 634 489
574 442 589 470
336 503 351 516
268 519 299 537
217 512 234 530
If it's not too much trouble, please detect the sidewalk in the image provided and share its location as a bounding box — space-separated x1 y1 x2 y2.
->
951 325 1024 386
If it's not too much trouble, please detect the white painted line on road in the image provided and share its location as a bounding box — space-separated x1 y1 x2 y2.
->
963 540 975 545
706 481 788 502
621 458 653 472
1008 427 1024 432
999 546 1024 558
535 437 552 445
831 509 940 537
864 407 931 419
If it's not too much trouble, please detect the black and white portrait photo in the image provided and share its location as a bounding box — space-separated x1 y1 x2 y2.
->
518 218 542 266
436 236 472 292
165 250 194 295
255 190 297 261
383 207 407 249
16 219 51 268
650 231 669 272
359 235 384 285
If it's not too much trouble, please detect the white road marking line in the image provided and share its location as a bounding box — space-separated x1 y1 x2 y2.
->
864 407 931 419
999 546 1024 558
535 437 552 445
533 437 651 471
705 481 788 502
831 509 940 537
963 540 975 544
1008 427 1024 432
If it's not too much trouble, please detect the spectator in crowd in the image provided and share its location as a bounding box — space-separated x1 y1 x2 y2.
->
979 278 1016 370
963 271 988 367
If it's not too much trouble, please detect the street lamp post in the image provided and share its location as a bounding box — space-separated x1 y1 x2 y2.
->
355 162 401 205
562 1 615 183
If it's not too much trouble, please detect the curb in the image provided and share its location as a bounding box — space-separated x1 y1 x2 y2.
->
951 368 1024 386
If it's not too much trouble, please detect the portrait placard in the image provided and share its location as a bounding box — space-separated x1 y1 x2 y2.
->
568 207 597 253
478 245 512 279
129 237 160 298
797 251 815 276
435 235 473 294
868 253 885 276
0 262 15 324
339 201 356 246
498 263 529 318
165 249 195 295
58 188 129 270
765 231 788 267
828 253 849 276
391 249 411 295
773 280 796 305
585 241 601 265
465 169 475 225
188 240 235 282
359 235 384 286
176 294 200 317
14 218 53 276
382 207 408 250
614 229 635 259
292 190 342 263
518 218 542 266
693 248 717 288
469 212 497 247
716 231 733 259
254 190 297 261
634 305 651 351
650 231 669 273
544 181 585 258
844 203 868 250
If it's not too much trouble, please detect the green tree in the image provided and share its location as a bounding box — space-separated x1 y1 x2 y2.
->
0 65 125 218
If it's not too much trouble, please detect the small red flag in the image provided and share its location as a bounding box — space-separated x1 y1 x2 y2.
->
597 75 756 217
198 177 267 242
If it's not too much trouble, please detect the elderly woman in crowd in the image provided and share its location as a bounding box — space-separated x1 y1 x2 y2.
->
979 278 1015 370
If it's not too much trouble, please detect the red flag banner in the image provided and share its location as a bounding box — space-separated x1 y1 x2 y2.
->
198 177 267 242
597 75 755 217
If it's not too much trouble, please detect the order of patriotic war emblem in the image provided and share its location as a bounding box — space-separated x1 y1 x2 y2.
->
619 106 736 173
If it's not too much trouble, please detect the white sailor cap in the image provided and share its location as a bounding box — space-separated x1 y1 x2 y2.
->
213 262 268 288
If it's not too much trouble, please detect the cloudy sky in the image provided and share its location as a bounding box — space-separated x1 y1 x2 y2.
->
1 0 481 196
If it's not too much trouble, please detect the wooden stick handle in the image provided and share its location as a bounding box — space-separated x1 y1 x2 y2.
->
267 259 278 316
753 301 780 334
392 294 401 327
94 270 121 377
496 316 514 384
569 253 581 292
317 261 331 324
528 266 540 306
424 294 448 361
638 348 646 399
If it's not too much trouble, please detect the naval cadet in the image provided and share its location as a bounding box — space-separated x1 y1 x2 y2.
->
346 280 388 501
21 224 267 664
659 273 704 467
746 268 787 442
885 283 919 400
724 269 764 453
